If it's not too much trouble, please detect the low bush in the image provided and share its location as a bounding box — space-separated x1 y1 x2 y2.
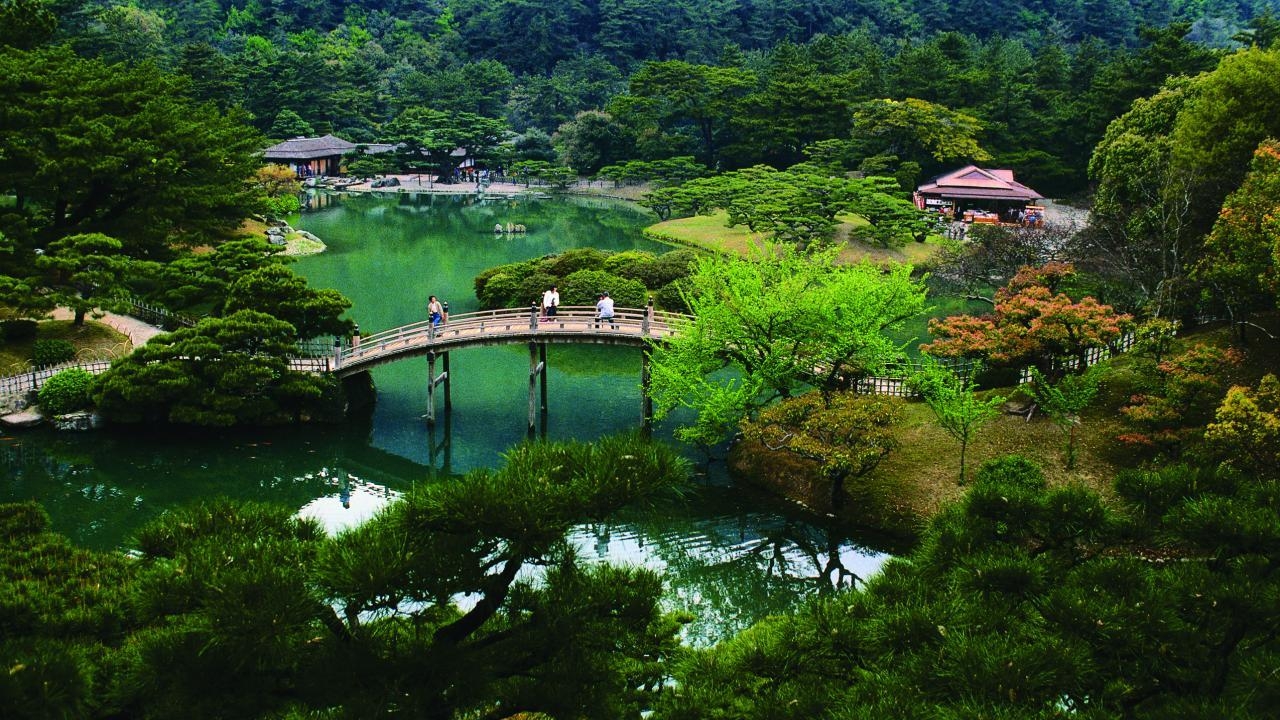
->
38 368 95 415
560 270 647 307
474 248 697 310
31 339 76 367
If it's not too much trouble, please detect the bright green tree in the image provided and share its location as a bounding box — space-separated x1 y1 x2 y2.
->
648 245 926 447
910 359 1006 484
1028 363 1104 469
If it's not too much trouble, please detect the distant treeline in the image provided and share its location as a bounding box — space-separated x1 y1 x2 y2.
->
29 0 1280 193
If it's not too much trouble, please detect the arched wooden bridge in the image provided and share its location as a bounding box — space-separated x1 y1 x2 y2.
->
326 305 693 432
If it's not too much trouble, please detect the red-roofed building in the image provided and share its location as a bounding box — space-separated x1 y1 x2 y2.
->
915 165 1044 223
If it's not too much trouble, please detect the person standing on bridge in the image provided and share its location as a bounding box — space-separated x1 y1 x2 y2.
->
542 284 560 319
428 296 445 327
596 292 617 329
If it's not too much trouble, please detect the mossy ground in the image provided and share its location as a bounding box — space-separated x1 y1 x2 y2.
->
0 320 131 374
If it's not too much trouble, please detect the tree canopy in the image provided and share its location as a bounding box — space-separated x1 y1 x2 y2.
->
0 46 264 255
1 434 691 718
648 246 926 447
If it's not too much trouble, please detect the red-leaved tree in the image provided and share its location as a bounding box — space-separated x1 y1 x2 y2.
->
923 262 1133 379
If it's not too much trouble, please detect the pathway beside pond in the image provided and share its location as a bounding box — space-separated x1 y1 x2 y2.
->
49 308 164 348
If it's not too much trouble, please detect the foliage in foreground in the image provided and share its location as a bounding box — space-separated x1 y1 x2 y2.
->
658 455 1280 719
0 435 691 720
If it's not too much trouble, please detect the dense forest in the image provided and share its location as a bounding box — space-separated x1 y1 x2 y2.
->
17 0 1278 194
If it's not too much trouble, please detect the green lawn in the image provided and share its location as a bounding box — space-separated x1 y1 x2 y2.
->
0 320 131 375
644 210 946 266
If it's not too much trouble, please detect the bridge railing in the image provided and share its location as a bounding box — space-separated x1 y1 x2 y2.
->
337 306 695 369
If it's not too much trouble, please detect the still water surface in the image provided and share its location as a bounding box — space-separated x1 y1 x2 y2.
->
1 192 893 644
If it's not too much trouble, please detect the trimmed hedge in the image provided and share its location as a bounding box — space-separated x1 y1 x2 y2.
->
38 368 95 415
31 339 76 367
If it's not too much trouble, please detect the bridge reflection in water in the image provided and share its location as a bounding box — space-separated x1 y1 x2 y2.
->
328 303 692 435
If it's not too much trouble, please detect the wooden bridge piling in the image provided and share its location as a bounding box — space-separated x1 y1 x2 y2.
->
528 342 547 433
425 350 450 426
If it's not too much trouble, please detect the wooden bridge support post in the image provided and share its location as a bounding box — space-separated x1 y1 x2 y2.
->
442 351 452 410
428 412 452 476
528 342 547 435
426 351 450 426
539 344 548 412
641 348 653 436
426 351 437 426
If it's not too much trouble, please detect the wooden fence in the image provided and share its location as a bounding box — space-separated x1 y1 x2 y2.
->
127 298 198 329
0 360 113 395
1016 331 1138 384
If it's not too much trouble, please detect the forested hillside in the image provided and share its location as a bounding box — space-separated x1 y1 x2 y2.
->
23 0 1279 194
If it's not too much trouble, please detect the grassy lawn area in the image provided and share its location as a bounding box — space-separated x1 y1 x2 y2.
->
873 396 1135 521
735 318 1280 537
0 320 132 375
644 210 946 266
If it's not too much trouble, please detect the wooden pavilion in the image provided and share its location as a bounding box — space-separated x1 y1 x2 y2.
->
914 166 1044 224
262 134 395 178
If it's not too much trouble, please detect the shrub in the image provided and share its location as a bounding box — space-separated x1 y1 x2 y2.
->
38 368 95 415
1 319 38 342
972 455 1046 491
263 193 302 217
644 248 701 286
602 250 656 277
559 270 647 307
607 248 699 288
654 279 691 313
31 339 76 367
478 271 556 309
546 248 608 277
475 259 538 299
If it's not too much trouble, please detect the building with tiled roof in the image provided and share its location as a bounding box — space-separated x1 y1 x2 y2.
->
915 165 1044 222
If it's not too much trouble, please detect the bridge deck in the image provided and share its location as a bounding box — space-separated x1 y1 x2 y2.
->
333 306 691 376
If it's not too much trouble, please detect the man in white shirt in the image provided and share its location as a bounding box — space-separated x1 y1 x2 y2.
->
595 292 616 329
542 285 560 318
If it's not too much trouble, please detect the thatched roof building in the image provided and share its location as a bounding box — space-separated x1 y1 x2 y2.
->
262 134 395 177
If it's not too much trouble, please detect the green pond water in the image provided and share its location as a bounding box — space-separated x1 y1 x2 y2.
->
1 192 894 644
